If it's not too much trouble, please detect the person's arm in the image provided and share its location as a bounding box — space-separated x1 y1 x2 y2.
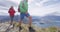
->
8 11 9 13
8 8 10 13
13 8 16 13
18 6 20 12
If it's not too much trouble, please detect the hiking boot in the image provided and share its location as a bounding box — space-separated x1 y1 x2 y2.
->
29 27 35 32
9 25 13 29
19 26 22 32
9 24 15 29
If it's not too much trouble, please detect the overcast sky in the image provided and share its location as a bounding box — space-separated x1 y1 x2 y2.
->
0 0 60 16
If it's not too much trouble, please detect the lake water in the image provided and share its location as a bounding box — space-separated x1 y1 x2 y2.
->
32 21 60 28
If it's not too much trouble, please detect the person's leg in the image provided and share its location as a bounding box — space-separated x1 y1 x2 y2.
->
10 16 14 25
19 13 24 26
8 16 14 29
28 16 32 27
29 16 32 27
19 13 25 31
26 13 32 27
19 19 23 32
26 13 35 32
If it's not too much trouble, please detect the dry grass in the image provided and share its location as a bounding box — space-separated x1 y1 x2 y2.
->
0 22 60 32
13 22 59 32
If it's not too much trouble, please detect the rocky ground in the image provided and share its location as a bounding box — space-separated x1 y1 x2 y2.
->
0 22 60 32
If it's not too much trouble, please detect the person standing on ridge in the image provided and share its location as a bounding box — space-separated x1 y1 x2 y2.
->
8 6 15 28
18 0 34 31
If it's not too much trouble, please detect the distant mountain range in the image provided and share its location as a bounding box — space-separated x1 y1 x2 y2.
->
0 12 60 24
40 12 60 24
42 15 60 21
43 12 60 21
0 15 41 23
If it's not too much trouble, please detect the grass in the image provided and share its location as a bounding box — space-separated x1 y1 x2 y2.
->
0 22 60 32
13 22 59 32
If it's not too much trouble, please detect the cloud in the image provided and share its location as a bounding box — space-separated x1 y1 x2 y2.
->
0 0 18 15
0 6 8 10
0 0 17 7
0 0 60 16
43 0 60 6
28 0 60 16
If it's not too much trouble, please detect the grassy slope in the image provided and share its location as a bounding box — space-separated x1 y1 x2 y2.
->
0 22 60 32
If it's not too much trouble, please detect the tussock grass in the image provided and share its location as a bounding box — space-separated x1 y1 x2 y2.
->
0 22 60 32
13 22 59 32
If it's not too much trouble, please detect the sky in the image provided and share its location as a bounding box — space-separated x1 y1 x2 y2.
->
0 0 60 16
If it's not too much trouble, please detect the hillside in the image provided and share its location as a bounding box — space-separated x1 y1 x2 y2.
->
0 22 60 32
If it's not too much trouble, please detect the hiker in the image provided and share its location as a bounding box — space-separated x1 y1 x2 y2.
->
18 0 33 31
8 6 15 28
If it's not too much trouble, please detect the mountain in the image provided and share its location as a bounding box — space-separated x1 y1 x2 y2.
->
0 12 60 27
41 12 60 24
42 15 60 21
0 15 41 23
